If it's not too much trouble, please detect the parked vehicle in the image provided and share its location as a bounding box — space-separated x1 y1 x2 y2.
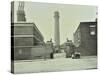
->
71 52 80 59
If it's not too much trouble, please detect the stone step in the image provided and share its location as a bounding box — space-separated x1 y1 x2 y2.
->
54 53 66 58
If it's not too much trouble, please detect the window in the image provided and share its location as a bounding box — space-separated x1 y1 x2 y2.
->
77 29 80 42
19 49 22 55
89 25 96 35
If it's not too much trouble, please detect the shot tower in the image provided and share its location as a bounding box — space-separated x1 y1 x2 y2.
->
54 11 60 52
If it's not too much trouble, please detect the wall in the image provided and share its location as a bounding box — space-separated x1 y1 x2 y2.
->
74 22 97 56
31 46 53 59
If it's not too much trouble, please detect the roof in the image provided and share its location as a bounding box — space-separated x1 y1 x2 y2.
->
11 22 44 39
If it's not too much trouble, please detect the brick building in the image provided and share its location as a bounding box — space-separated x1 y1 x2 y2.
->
11 2 53 60
11 22 53 60
74 21 97 56
12 22 43 60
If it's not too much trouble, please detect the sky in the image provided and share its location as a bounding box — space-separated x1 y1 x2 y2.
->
14 1 97 44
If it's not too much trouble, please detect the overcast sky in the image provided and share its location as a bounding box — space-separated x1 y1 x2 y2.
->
14 1 97 44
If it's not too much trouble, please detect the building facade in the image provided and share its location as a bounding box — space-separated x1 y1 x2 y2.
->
11 22 53 60
74 21 97 56
11 22 45 60
11 2 53 60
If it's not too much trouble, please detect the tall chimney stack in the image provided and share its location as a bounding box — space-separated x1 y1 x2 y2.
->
17 1 26 22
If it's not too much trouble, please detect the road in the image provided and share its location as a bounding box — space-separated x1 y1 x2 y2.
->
14 56 97 74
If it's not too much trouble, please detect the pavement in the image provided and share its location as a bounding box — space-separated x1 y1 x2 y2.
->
14 56 97 74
